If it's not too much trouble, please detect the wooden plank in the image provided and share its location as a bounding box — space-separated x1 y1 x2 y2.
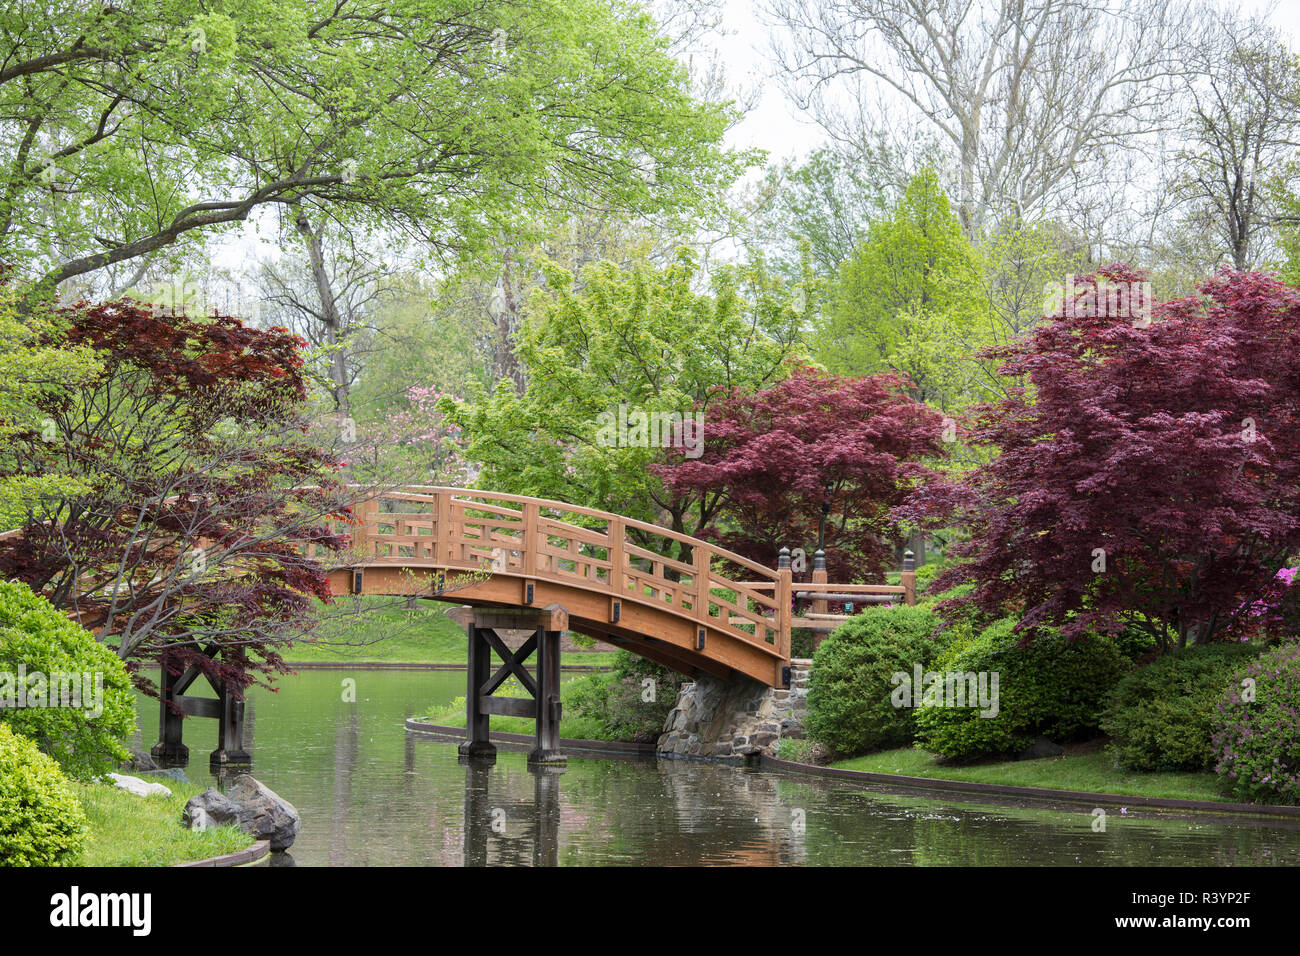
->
482 632 538 697
480 696 537 718
175 694 222 720
471 604 569 632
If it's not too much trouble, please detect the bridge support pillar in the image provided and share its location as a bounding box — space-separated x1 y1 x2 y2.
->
457 604 570 768
457 624 497 759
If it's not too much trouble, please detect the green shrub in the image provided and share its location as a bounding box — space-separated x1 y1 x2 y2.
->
805 606 953 757
913 561 942 593
0 724 88 865
915 618 1127 761
565 650 682 742
1211 643 1300 804
0 580 137 779
1101 642 1260 772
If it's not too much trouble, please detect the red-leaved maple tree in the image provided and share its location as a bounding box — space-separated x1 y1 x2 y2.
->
0 299 356 695
657 364 947 580
899 266 1300 651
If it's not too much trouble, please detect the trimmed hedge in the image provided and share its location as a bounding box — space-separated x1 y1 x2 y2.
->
915 618 1127 761
805 606 954 757
0 580 137 779
1101 642 1260 772
0 724 87 865
1211 643 1300 804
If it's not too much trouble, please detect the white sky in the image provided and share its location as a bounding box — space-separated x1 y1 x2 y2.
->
716 0 1300 163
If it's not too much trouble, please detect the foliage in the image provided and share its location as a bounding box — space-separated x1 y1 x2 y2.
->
0 300 350 694
915 618 1127 761
0 291 100 524
658 364 947 580
0 724 87 866
1 0 745 294
817 170 985 409
1101 642 1261 772
1212 643 1300 803
447 249 805 536
805 606 953 757
0 580 136 779
565 651 682 743
901 267 1300 653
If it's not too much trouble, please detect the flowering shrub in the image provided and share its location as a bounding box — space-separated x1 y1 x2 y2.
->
1211 644 1300 804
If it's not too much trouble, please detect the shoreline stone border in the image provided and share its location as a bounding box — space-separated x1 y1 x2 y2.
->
405 719 656 755
406 719 1300 821
173 839 271 868
760 755 1300 821
288 662 611 672
407 721 1300 820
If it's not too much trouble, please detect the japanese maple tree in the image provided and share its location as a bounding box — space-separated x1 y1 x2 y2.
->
899 266 1300 651
657 364 947 580
0 299 356 695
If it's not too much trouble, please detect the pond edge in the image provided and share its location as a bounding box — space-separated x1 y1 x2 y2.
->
405 719 1300 819
173 839 271 868
760 755 1300 819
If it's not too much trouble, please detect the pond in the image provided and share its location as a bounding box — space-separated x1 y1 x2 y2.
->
131 669 1300 866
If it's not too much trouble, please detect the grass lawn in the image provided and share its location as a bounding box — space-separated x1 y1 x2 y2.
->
285 597 618 667
71 779 255 866
829 746 1232 803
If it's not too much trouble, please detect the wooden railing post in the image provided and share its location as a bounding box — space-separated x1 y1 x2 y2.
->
777 546 793 662
811 548 828 617
436 490 453 564
522 501 539 576
694 542 711 622
608 517 625 595
354 498 379 562
901 549 917 606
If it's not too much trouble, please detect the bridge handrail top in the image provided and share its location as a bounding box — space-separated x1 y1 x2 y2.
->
347 484 782 583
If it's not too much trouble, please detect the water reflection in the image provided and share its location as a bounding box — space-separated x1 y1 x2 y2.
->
130 669 1300 866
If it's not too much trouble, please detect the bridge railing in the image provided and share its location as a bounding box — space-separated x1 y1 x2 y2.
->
342 487 791 661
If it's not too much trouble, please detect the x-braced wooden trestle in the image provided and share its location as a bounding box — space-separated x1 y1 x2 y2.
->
458 604 569 767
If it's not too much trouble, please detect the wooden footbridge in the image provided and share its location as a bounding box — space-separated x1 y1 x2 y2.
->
329 487 917 687
325 487 917 765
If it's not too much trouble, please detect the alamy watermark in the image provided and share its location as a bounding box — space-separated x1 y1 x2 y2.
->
1042 277 1153 327
890 663 999 718
0 665 104 719
595 404 704 459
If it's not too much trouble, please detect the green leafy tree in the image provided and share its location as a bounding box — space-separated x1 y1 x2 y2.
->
447 249 806 536
0 0 745 296
817 170 984 409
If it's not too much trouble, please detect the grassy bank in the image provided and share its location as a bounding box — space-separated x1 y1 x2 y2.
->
71 779 254 866
286 597 618 667
827 745 1230 803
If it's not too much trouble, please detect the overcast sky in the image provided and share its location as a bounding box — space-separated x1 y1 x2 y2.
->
716 0 1300 163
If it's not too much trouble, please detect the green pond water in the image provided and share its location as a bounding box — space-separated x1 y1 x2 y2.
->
130 669 1300 866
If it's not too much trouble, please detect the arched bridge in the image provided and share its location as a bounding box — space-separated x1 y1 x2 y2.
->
325 487 918 689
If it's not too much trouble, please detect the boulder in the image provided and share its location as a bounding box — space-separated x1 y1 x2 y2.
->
142 767 190 785
182 789 240 830
108 772 172 797
183 776 301 851
1019 735 1065 760
228 775 301 851
120 749 159 773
